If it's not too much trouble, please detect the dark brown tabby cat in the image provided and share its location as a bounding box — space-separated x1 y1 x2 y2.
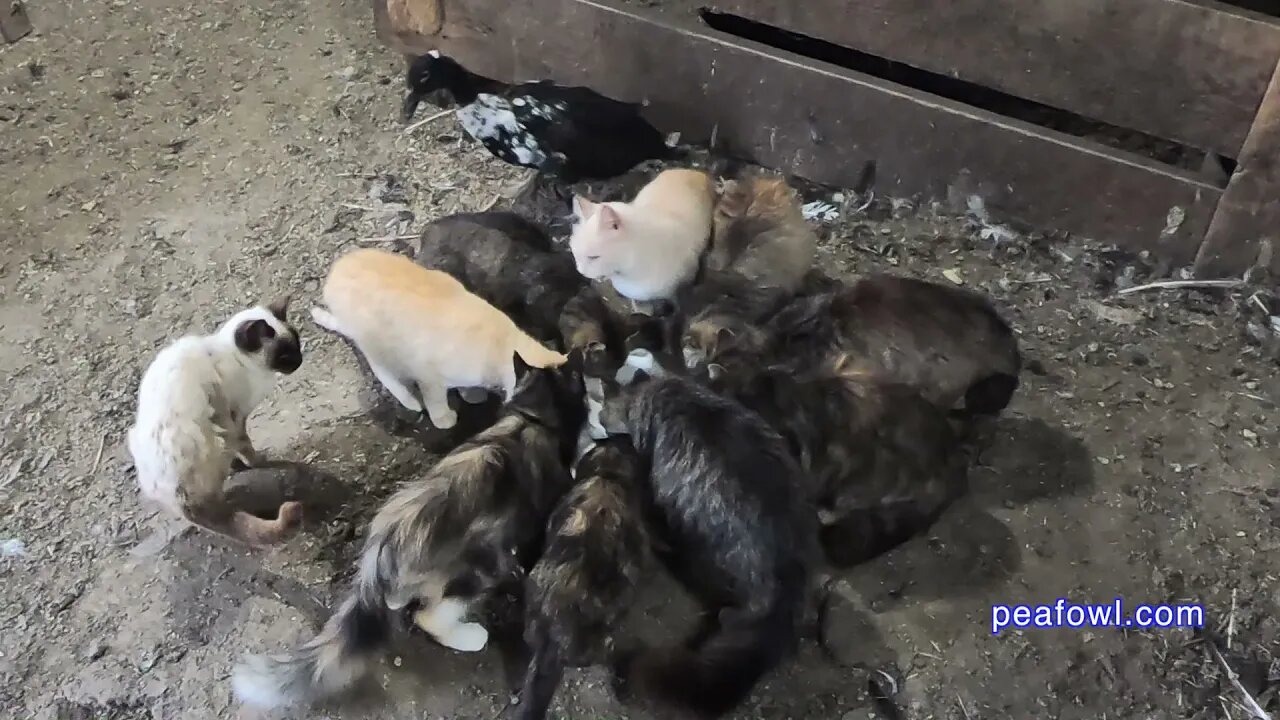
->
709 352 968 567
409 211 585 341
683 272 1021 416
509 437 651 720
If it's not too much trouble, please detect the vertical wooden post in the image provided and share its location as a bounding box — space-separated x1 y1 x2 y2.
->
1195 58 1280 277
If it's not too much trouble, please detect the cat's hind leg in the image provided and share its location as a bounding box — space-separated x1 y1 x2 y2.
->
366 360 424 413
418 379 458 430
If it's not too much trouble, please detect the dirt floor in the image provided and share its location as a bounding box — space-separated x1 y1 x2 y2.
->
3 1 1280 719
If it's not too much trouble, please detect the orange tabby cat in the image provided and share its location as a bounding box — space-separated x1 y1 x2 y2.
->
311 248 567 429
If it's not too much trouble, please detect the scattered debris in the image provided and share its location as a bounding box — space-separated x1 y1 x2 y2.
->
1084 299 1143 326
1207 638 1274 720
402 108 454 135
965 195 1020 244
942 268 965 286
1115 279 1247 297
802 200 840 224
1 538 25 558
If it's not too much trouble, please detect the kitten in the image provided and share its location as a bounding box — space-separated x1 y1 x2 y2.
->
598 355 815 718
704 175 817 292
683 272 1022 415
311 248 567 429
232 352 588 710
558 283 675 378
127 298 304 546
410 211 585 341
510 437 650 720
710 353 968 567
568 168 715 302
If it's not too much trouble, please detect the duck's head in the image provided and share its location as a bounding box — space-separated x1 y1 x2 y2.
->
402 50 468 122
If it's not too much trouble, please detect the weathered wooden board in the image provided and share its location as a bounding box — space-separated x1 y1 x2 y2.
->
374 0 1220 265
1 1 33 43
659 0 1280 159
1196 58 1280 277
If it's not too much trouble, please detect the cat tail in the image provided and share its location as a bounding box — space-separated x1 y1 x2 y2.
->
182 496 304 547
232 540 395 709
615 580 802 718
514 334 569 370
819 460 967 568
509 624 567 720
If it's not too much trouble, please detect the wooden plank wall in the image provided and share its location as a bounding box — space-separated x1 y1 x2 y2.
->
658 0 1280 159
377 0 1221 266
1196 57 1280 275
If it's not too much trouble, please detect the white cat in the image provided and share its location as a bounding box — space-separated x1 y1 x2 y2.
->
568 168 715 302
127 298 304 546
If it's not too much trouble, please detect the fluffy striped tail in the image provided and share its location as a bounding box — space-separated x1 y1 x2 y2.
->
232 545 393 709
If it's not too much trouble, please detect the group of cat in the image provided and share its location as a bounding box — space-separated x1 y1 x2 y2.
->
127 166 1021 719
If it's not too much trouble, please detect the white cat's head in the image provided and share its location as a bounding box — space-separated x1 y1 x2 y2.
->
568 195 626 281
218 296 303 375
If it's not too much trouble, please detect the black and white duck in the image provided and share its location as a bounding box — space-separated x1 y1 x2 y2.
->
401 51 679 196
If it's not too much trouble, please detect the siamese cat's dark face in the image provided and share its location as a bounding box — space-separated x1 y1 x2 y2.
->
234 297 303 374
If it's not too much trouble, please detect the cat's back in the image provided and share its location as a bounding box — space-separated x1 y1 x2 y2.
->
633 168 715 231
324 248 473 323
638 376 799 504
134 335 218 416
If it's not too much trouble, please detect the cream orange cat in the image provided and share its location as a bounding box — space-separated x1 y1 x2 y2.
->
568 168 715 302
310 248 567 430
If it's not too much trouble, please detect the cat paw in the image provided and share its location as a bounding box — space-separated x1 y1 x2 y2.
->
458 387 489 405
428 410 458 430
440 622 489 652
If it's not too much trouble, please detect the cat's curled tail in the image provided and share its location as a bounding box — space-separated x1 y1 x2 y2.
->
231 542 394 709
194 503 303 547
614 574 803 718
514 333 569 370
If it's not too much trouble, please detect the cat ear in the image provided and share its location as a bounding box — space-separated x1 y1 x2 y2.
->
512 350 533 383
265 295 291 322
715 326 736 345
572 196 597 220
234 319 276 353
599 205 622 232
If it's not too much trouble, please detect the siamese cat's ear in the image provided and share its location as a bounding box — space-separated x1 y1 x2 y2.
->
265 295 291 322
234 319 277 353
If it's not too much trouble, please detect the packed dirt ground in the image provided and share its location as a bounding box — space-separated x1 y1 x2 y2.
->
3 1 1279 719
